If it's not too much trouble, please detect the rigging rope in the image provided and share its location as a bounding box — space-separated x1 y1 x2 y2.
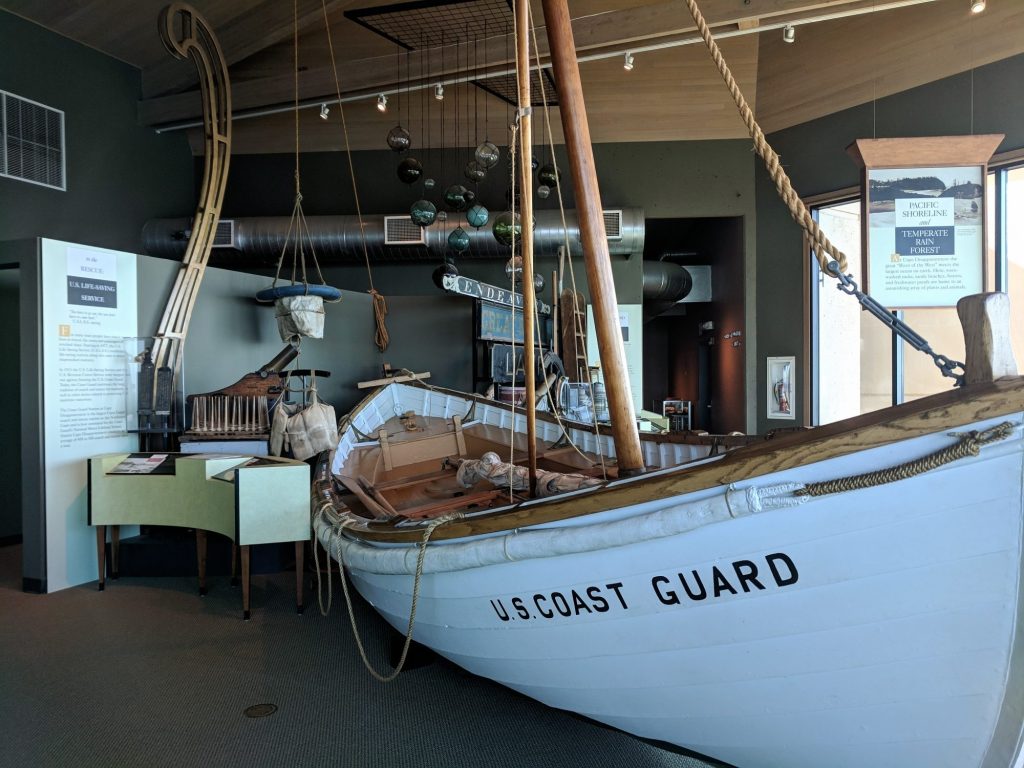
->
321 0 390 352
527 6 608 478
315 506 464 682
681 0 846 276
682 0 965 385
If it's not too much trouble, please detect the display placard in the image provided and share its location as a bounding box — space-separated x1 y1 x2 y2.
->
866 165 984 307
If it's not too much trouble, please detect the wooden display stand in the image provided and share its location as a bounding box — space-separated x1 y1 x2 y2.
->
88 453 310 620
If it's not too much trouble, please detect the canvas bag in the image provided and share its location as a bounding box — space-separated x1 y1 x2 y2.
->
269 372 300 456
274 295 325 342
284 373 338 460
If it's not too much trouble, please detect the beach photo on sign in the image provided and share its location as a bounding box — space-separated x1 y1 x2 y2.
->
868 166 983 227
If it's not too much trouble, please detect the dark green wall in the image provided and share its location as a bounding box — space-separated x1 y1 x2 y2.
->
221 139 758 410
754 52 1024 433
0 11 194 254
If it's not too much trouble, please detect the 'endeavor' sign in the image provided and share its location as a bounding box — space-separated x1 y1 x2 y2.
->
442 274 551 315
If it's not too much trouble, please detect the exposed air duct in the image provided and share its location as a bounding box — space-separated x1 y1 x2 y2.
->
141 208 645 263
642 261 694 319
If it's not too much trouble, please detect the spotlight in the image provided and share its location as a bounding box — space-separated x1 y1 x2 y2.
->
319 103 329 120
435 83 444 101
970 0 986 12
782 24 796 43
376 93 388 113
623 52 634 71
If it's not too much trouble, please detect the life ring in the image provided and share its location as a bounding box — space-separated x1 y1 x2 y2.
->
256 283 343 302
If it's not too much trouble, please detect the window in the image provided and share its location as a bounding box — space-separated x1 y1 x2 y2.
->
811 160 1024 425
1 90 66 191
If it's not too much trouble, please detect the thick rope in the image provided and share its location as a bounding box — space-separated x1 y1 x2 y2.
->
370 289 389 352
322 511 464 683
682 0 846 276
795 422 1016 497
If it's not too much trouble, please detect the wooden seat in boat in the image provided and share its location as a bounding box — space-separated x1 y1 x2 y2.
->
378 414 467 471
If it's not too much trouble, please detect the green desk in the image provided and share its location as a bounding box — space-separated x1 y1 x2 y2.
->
88 453 310 619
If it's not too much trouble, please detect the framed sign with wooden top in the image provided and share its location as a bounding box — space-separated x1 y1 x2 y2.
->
847 135 1003 308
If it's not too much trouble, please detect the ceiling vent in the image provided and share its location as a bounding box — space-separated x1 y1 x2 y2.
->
211 219 235 248
1 90 65 191
384 215 427 246
603 209 623 240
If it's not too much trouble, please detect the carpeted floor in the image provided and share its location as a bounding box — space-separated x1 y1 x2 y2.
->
0 544 724 768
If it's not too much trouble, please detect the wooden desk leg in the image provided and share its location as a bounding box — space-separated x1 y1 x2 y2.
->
96 526 106 591
196 530 208 597
230 543 239 587
295 541 304 615
111 525 120 580
241 545 251 621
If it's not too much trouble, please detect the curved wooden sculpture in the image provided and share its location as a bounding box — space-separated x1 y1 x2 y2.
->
151 3 232 400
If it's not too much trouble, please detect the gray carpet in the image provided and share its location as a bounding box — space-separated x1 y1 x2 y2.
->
0 544 723 768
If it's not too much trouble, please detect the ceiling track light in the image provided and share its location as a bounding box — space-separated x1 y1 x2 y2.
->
376 93 388 113
623 52 634 71
319 103 329 120
782 24 796 43
970 0 986 12
435 83 444 101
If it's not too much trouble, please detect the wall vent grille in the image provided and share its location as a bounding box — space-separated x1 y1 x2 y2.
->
384 215 426 245
603 209 623 240
1 90 65 191
212 220 235 248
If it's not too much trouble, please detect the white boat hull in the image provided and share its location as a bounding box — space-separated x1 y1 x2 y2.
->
318 386 1024 768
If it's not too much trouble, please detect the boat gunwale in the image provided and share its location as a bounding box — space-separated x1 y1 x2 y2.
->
323 376 1024 543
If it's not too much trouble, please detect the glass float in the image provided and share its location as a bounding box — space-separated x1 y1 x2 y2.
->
444 184 469 212
410 199 437 227
448 226 470 253
466 204 489 228
505 255 523 283
397 157 423 184
424 177 436 191
464 160 487 184
537 184 551 200
387 125 411 152
493 211 522 247
475 141 500 169
538 164 559 188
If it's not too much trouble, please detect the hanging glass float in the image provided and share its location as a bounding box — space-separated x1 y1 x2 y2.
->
462 188 477 209
424 177 436 191
410 199 437 227
436 210 448 222
432 257 459 289
464 160 487 184
444 184 469 211
538 164 560 188
397 157 423 184
493 211 522 246
505 255 523 283
386 125 411 152
475 141 500 169
448 226 470 253
533 272 546 292
466 204 489 229
537 185 551 200
531 155 539 171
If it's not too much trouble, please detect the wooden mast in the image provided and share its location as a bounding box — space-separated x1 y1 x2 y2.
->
516 0 538 494
540 0 645 475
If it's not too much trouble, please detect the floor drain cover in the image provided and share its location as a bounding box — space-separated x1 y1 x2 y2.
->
244 703 278 718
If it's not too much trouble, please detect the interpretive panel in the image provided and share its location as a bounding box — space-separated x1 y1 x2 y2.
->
865 165 985 307
41 240 138 591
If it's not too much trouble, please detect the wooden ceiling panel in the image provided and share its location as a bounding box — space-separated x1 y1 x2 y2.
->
757 0 1024 133
581 38 756 143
